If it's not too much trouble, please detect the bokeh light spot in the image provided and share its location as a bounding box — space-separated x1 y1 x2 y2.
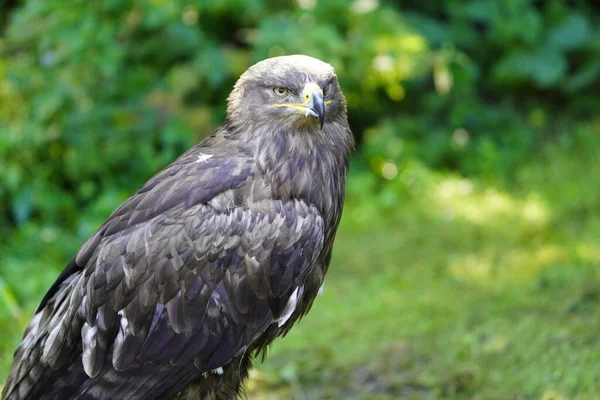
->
297 0 317 10
452 128 470 148
182 6 198 25
372 54 394 72
351 0 379 14
386 84 405 101
381 162 398 180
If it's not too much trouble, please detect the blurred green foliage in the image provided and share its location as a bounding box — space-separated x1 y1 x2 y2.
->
1 0 600 397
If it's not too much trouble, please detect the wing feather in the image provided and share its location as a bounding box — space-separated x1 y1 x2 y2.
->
3 148 325 400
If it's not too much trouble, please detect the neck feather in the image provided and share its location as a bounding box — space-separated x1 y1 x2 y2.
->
252 121 353 225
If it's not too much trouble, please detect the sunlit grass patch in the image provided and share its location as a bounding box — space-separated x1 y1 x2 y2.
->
250 126 600 399
431 177 551 231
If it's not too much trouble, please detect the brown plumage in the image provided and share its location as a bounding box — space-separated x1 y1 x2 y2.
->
3 55 353 400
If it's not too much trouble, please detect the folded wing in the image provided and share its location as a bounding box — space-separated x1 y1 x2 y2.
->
3 148 325 400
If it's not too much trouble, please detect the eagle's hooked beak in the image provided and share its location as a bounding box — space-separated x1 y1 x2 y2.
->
303 83 325 129
273 82 326 129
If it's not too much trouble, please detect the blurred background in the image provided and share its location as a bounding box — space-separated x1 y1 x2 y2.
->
1 0 600 398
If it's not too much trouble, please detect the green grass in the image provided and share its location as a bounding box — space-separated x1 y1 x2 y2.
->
247 123 600 399
2 123 600 399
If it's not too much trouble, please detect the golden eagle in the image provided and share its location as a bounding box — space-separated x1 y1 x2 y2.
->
3 55 353 400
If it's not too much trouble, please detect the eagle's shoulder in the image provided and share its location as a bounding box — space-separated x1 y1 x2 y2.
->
36 142 255 313
100 144 255 237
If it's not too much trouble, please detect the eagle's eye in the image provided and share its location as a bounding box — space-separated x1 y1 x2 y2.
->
272 87 291 97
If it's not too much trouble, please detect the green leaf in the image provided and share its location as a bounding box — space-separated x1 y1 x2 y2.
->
12 188 33 224
546 13 591 51
566 59 600 92
493 47 567 88
462 0 500 24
